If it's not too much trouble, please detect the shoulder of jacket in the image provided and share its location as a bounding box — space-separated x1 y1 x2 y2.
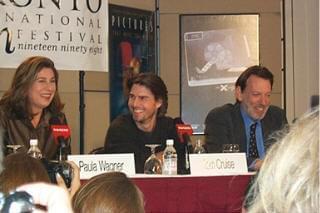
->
268 105 285 115
209 103 235 115
158 116 174 122
110 114 132 127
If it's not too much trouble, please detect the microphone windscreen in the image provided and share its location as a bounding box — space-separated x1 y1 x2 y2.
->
174 118 193 144
174 117 184 125
176 124 193 135
49 117 62 125
51 126 70 137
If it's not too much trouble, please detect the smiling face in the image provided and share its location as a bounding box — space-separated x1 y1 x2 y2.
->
236 75 271 120
27 68 56 114
128 84 162 131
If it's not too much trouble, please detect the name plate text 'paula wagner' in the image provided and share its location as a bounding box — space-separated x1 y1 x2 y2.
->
68 154 135 179
189 153 248 175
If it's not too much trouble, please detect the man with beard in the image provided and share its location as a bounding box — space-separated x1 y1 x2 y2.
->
204 65 288 170
104 73 184 174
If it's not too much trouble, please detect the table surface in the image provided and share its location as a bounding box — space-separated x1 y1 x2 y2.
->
131 174 253 213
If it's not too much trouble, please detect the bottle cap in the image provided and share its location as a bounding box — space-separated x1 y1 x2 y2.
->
30 139 38 146
166 139 174 146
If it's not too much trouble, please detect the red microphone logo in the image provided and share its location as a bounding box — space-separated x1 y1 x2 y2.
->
176 124 193 143
51 125 71 145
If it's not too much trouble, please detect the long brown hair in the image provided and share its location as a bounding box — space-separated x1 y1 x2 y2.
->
72 172 145 213
0 56 64 119
0 152 51 194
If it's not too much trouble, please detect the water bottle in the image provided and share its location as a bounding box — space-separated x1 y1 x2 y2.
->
162 139 177 175
193 139 206 154
27 139 43 159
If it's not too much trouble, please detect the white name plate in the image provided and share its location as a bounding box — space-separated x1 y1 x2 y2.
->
189 153 248 176
68 154 136 179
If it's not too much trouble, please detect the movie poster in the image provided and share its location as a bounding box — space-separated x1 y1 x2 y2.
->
180 14 259 134
109 4 155 121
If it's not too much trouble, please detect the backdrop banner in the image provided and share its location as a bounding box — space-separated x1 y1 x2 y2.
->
0 0 108 72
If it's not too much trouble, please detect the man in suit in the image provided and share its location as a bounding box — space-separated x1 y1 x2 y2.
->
204 65 288 170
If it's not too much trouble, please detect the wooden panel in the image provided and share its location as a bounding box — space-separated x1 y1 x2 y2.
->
84 92 110 154
0 69 15 91
84 71 109 91
270 92 283 110
110 0 155 10
59 71 79 92
167 94 180 118
60 93 80 154
160 14 180 94
160 0 281 14
259 13 282 94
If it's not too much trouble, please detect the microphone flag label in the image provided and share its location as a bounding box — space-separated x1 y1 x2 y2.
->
51 125 71 144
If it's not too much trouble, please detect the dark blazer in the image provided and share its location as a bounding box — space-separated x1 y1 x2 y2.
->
204 103 288 153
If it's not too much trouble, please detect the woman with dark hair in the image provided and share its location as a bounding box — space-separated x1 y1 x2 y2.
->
0 56 68 159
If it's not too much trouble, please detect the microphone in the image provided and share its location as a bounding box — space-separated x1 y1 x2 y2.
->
51 125 71 147
174 118 193 174
49 117 71 147
49 117 71 161
174 118 193 144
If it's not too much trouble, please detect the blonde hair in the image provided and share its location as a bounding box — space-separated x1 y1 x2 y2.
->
72 172 144 213
247 108 319 213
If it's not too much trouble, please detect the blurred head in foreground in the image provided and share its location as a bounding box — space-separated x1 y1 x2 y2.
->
0 152 50 194
246 108 319 213
72 172 144 213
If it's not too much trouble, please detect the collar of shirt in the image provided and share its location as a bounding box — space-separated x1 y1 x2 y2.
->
240 107 265 159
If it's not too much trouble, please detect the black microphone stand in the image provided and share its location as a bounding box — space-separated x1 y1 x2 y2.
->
57 137 70 161
79 71 85 154
181 134 192 174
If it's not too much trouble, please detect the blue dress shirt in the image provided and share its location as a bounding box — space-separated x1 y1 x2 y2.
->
240 107 266 167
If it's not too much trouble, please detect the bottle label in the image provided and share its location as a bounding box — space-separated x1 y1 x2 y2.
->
163 159 177 175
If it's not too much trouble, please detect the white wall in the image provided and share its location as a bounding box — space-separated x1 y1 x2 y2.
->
285 0 319 122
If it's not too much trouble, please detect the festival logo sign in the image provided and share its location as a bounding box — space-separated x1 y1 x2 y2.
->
0 0 108 71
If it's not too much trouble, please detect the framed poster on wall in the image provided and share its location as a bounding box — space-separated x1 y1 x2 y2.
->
109 4 156 121
180 14 259 134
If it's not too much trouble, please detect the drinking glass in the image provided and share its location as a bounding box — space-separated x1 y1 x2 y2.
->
144 144 162 174
193 139 206 154
222 144 240 153
6 144 23 153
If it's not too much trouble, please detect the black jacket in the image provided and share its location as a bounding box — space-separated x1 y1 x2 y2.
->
204 103 288 153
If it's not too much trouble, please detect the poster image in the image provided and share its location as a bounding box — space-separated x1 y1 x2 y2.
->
180 14 259 133
109 5 155 121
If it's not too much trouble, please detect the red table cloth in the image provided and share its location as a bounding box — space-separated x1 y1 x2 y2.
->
131 174 253 213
